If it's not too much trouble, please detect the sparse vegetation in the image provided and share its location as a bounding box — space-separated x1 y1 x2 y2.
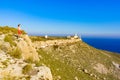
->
34 60 41 67
7 47 22 59
25 57 34 63
4 34 16 46
30 36 67 42
3 75 17 80
22 64 32 74
1 59 9 67
25 57 41 67
37 49 93 80
37 41 120 80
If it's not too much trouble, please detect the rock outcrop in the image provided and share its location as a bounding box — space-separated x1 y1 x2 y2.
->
0 34 52 80
0 50 52 80
17 35 39 61
93 63 108 74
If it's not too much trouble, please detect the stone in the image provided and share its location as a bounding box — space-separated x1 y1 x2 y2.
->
30 66 52 80
57 75 61 80
90 73 94 76
94 75 97 78
74 76 78 80
83 69 88 73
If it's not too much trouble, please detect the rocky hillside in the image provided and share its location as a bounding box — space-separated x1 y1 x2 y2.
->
0 26 120 80
32 36 120 80
0 26 52 80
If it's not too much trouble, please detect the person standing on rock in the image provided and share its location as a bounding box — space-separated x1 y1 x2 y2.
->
18 24 22 37
17 24 22 39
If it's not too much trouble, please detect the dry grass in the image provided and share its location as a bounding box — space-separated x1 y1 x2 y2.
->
37 41 120 80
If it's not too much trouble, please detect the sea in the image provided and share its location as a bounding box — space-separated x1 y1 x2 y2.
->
29 33 120 54
82 36 120 54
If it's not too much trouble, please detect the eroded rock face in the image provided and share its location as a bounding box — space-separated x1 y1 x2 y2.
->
112 61 120 69
0 50 53 80
0 34 53 80
17 35 39 61
93 63 108 74
112 61 120 79
0 50 25 78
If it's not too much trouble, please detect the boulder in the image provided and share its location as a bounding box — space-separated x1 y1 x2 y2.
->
30 66 52 80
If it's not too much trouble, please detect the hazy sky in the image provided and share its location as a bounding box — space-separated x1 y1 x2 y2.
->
0 0 120 36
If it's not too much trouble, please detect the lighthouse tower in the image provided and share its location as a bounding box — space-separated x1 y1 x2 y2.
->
74 34 82 41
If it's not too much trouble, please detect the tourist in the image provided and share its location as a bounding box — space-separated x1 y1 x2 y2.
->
18 24 22 37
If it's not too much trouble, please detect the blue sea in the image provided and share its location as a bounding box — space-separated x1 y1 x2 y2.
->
82 37 120 54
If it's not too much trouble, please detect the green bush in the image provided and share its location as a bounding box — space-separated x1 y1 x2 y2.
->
22 64 32 74
8 48 22 59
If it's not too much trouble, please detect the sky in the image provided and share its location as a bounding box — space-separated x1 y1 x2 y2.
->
0 0 120 37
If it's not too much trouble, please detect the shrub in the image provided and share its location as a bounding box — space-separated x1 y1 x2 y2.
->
2 60 9 67
25 57 34 63
53 45 59 50
8 48 22 59
22 64 32 74
35 61 41 67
